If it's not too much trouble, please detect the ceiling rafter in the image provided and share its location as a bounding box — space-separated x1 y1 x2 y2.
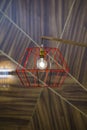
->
0 8 86 92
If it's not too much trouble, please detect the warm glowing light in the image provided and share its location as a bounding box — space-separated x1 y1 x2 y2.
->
0 68 14 78
0 75 12 78
37 58 47 70
0 68 14 72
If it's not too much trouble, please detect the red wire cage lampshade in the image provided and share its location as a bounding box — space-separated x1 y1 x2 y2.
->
16 47 69 88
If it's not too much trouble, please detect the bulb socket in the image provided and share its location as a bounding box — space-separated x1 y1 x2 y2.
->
40 48 44 58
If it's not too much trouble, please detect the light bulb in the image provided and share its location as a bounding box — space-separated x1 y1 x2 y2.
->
37 58 47 70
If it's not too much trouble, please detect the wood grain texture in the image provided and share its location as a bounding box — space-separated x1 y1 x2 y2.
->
57 83 87 115
0 0 87 129
0 54 43 129
28 88 87 130
0 87 42 119
0 54 87 129
0 0 86 87
0 87 43 130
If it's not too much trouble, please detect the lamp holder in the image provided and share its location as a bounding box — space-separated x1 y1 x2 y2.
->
40 39 45 58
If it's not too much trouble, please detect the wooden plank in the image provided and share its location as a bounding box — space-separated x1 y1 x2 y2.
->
29 88 87 130
0 0 86 87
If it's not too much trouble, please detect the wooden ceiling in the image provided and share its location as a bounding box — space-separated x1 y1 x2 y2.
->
0 0 87 129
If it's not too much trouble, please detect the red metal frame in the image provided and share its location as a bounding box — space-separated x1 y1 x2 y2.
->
16 47 69 87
